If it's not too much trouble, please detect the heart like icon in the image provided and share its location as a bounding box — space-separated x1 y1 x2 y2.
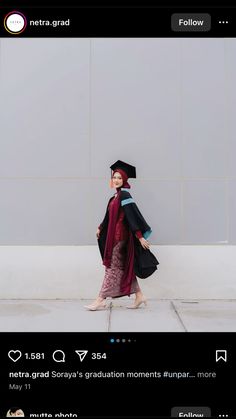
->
8 350 22 362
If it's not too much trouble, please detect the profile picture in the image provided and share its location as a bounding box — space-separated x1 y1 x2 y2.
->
6 407 25 417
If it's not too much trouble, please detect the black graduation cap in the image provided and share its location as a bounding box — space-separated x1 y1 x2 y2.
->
110 160 136 178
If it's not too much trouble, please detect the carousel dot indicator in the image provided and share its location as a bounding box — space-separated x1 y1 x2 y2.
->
116 339 120 343
122 339 126 343
110 338 115 343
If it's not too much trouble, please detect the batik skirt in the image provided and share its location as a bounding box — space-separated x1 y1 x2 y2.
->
99 240 140 298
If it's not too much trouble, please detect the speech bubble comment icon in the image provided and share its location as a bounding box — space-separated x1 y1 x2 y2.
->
8 350 22 362
52 350 66 363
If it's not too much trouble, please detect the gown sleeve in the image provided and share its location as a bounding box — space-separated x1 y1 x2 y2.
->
98 197 113 231
121 190 152 240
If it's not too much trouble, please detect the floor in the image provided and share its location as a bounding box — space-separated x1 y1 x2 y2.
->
0 299 235 332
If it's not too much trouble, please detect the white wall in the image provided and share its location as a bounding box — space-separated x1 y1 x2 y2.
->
0 246 235 299
0 39 236 245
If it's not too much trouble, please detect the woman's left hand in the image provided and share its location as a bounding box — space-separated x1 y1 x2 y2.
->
139 237 150 249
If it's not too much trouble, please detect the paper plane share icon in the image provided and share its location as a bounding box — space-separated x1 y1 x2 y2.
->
75 350 88 362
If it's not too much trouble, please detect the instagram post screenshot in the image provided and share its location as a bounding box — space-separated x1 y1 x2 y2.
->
0 0 235 417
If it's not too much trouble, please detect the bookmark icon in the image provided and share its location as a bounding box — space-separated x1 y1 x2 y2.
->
216 350 227 362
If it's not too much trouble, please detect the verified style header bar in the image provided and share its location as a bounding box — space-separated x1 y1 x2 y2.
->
0 7 235 37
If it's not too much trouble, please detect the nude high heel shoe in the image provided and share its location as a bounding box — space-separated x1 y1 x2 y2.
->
84 301 107 311
126 296 147 309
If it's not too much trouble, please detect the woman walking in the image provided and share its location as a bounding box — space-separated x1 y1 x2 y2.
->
85 160 157 311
